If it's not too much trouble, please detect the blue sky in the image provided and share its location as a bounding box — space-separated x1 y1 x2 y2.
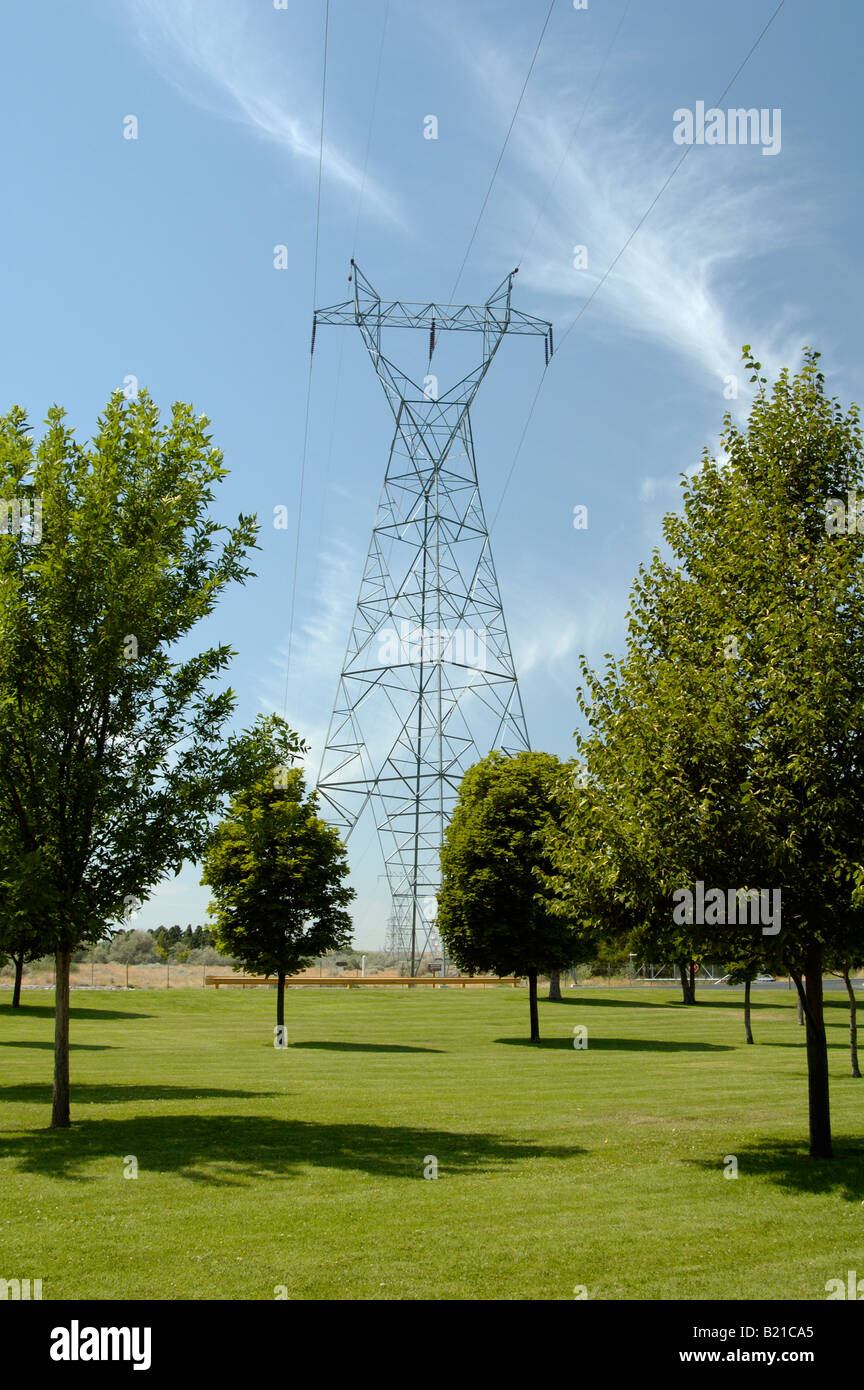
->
2 0 862 945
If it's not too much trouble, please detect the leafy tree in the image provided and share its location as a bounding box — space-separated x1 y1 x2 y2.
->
0 391 302 1125
201 768 355 1033
569 349 864 1157
0 840 51 1005
152 926 172 962
725 957 762 1045
825 943 864 1078
543 771 641 1013
106 929 158 965
629 905 703 1006
438 751 587 1042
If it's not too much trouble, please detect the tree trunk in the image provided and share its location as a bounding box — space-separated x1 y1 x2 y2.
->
51 947 72 1129
843 964 860 1079
744 978 754 1044
689 959 697 1003
547 970 562 1002
797 991 804 1025
528 969 540 1042
794 946 832 1159
678 962 695 1005
277 972 286 1032
12 952 24 1007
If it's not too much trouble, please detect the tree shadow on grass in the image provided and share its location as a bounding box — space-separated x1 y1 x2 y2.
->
0 1114 583 1186
1 1040 112 1051
687 1139 864 1202
0 1084 275 1106
545 995 780 1012
540 995 667 1009
288 1041 442 1054
495 1037 734 1052
680 998 787 1012
0 1003 153 1021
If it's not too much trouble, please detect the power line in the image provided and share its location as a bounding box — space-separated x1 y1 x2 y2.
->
490 0 787 531
556 0 786 358
283 0 330 715
308 1 391 626
448 0 556 303
489 0 635 532
351 0 390 263
518 0 633 269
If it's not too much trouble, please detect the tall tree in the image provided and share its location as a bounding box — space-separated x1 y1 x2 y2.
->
567 349 864 1157
438 751 587 1042
0 392 301 1125
201 768 355 1033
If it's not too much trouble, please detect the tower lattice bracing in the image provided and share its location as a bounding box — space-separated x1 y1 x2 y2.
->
315 263 551 971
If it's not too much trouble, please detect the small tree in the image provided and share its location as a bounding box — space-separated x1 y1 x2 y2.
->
826 944 864 1079
438 751 585 1042
0 392 299 1125
0 832 55 1006
725 958 761 1045
201 768 355 1034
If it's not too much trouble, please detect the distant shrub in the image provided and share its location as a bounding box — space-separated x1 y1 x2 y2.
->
107 930 159 964
184 946 232 966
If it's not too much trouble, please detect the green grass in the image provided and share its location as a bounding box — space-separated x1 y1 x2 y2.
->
1 984 862 1300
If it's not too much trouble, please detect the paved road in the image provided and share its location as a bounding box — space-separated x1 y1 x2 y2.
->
622 978 863 991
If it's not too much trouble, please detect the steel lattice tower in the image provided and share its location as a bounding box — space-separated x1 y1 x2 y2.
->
315 262 552 972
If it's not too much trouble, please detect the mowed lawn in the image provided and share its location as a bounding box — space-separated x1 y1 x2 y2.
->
1 984 863 1301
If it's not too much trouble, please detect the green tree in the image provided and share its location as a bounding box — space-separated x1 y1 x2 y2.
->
0 391 301 1126
438 750 586 1042
107 929 158 965
0 835 52 1005
201 768 355 1034
725 957 762 1045
152 926 172 962
825 944 864 1079
543 770 636 993
570 349 864 1157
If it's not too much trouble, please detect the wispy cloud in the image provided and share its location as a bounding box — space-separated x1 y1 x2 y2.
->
513 590 621 681
451 32 811 397
125 0 402 223
257 537 361 767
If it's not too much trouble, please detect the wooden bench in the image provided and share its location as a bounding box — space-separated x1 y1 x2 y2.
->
205 974 520 990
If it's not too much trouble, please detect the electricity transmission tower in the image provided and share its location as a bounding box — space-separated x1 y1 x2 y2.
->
315 262 551 973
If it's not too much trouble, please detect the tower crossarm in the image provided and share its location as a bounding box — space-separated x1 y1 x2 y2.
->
314 299 551 337
314 261 553 350
313 262 553 417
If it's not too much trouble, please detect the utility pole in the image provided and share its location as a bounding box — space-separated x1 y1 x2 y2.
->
315 263 551 970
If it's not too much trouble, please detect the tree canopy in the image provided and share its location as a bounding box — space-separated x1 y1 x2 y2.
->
201 767 355 1033
0 391 300 1124
438 749 587 1040
558 349 864 1156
